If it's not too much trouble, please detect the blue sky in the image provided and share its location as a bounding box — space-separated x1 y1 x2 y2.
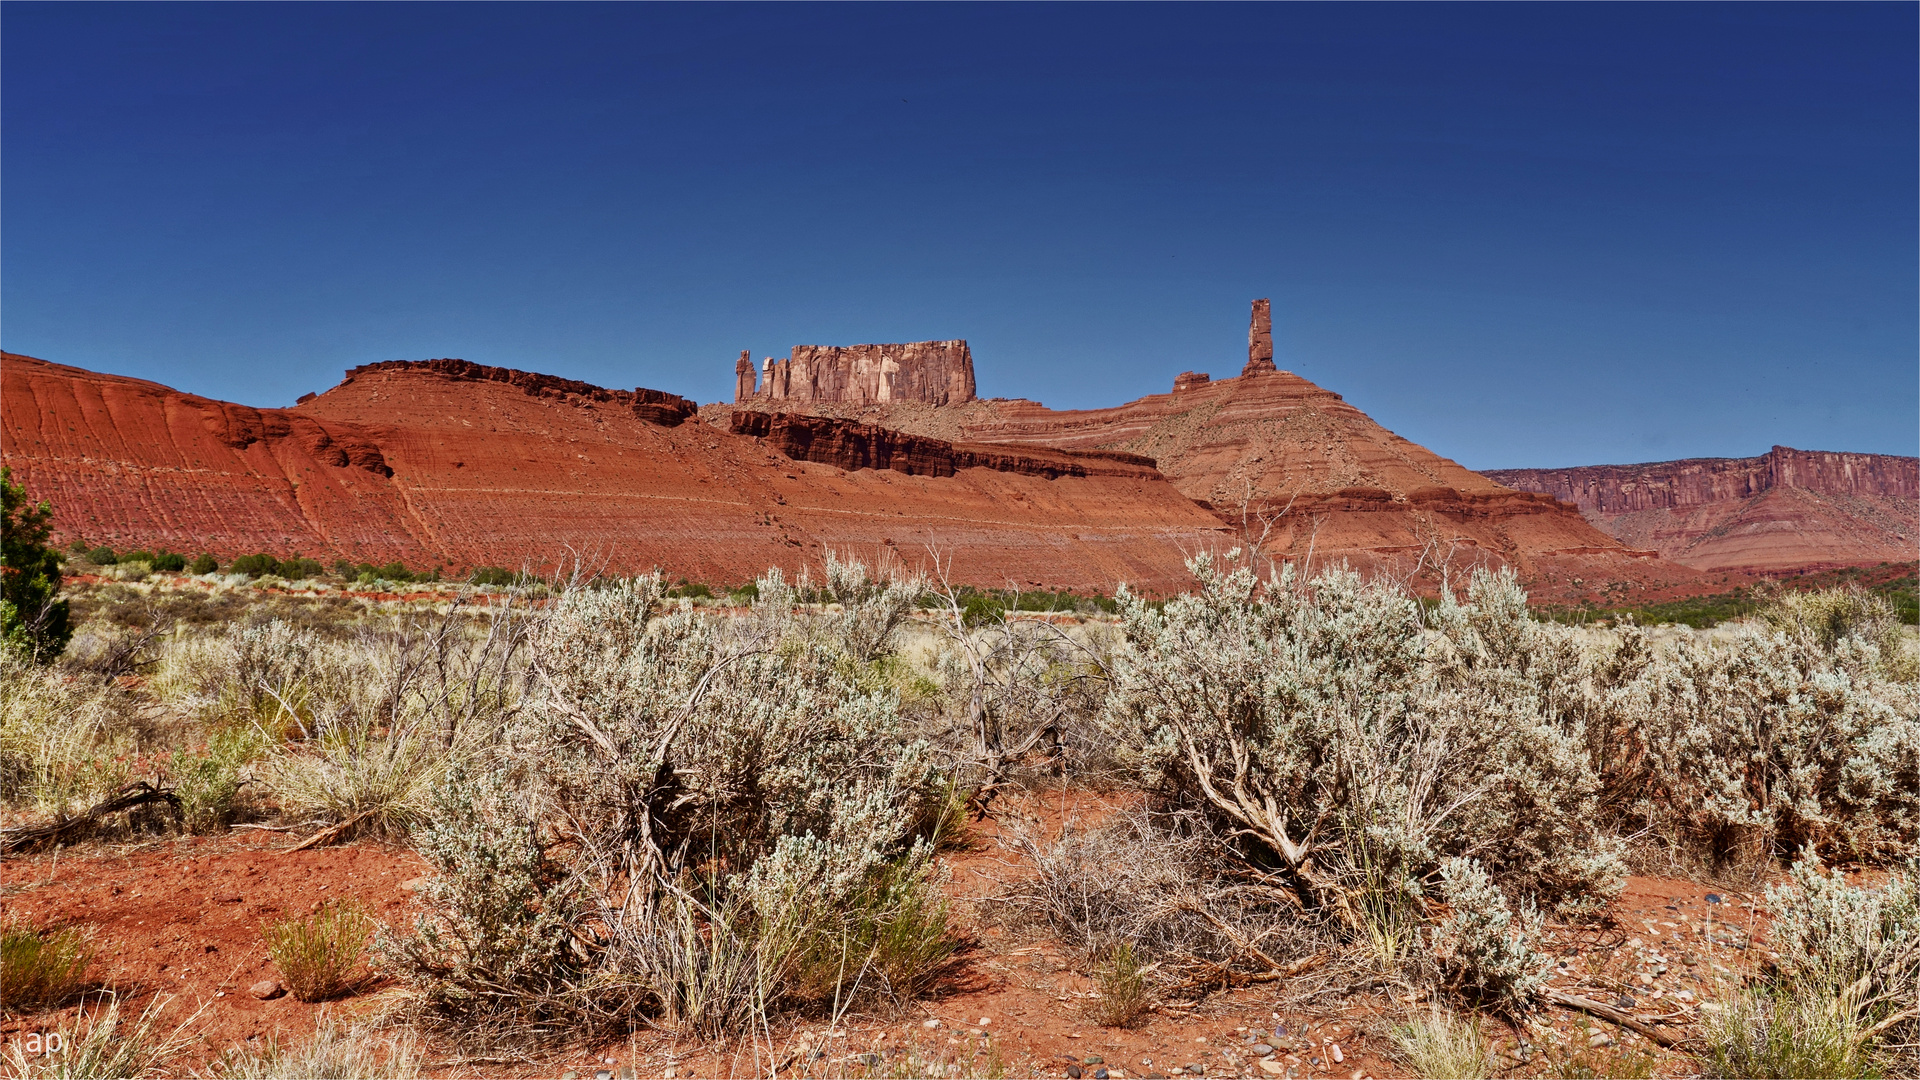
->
4 3 1914 468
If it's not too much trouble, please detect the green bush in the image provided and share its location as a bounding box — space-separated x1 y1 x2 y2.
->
84 546 118 566
265 901 374 1002
468 566 518 587
279 557 324 581
1 920 93 1013
2 468 74 662
189 553 218 575
151 552 187 573
229 553 281 578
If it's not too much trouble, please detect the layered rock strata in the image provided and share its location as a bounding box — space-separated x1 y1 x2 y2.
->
2 352 1222 592
739 340 976 406
1489 448 1919 571
731 412 1160 481
725 360 1702 602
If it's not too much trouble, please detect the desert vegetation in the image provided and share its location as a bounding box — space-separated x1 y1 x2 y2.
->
3 496 1917 1077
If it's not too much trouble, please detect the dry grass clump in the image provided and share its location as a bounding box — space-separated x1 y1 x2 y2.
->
265 901 375 1002
214 1019 422 1080
1703 991 1880 1080
1390 1006 1490 1080
1086 942 1153 1027
0 994 196 1080
0 649 140 817
0 920 93 1014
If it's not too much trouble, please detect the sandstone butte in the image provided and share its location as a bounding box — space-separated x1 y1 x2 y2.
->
720 303 1707 603
1487 447 1919 573
0 352 1228 594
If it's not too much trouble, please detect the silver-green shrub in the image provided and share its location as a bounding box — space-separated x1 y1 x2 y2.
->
1099 555 1623 929
1591 621 1919 867
387 563 950 1035
1430 857 1550 1013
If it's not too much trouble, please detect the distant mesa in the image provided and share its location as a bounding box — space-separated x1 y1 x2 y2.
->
735 340 976 407
1488 447 1920 572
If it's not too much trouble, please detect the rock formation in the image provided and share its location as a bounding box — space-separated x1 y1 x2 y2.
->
2 351 1221 593
731 412 1160 481
734 351 756 405
714 301 1703 604
1243 298 1277 377
1488 448 1919 571
736 340 976 406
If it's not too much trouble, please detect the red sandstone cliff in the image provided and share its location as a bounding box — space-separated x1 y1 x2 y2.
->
1 352 1223 593
1487 448 1919 572
721 364 1702 603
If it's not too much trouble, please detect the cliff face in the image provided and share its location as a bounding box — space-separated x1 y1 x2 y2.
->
1487 448 1919 571
730 412 1161 481
740 340 976 406
2 352 1222 593
723 364 1702 603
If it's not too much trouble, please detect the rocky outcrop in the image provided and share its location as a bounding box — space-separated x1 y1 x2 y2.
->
345 359 696 426
1243 298 1277 377
1489 447 1919 512
738 340 976 406
725 301 1703 603
1488 448 1919 571
2 352 1223 593
730 412 1161 481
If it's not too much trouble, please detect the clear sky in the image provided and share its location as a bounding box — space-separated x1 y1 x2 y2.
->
4 3 1914 469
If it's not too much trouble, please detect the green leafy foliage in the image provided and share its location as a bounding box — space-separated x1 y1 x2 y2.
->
2 467 73 662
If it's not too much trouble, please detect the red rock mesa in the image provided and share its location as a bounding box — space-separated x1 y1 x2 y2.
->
721 301 1704 603
1 351 1221 592
1488 448 1919 572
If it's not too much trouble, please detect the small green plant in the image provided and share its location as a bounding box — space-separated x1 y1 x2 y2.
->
1086 941 1152 1027
188 553 218 575
173 725 269 833
83 546 118 566
1 921 94 1014
150 552 186 573
787 854 960 1006
1552 1043 1656 1079
264 901 374 1002
1391 1005 1491 1080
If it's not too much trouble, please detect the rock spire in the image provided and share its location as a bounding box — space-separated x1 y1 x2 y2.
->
1243 298 1277 377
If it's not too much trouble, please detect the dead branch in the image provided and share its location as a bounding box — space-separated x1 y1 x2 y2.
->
0 780 181 853
1543 987 1690 1048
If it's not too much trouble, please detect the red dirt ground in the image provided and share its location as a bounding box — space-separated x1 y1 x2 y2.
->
2 792 1784 1080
